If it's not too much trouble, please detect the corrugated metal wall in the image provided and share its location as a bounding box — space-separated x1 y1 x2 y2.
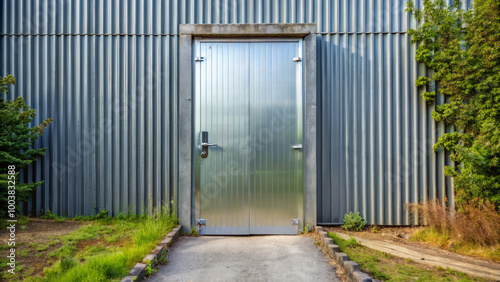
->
0 0 462 224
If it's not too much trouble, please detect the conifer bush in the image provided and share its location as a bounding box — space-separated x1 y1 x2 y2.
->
0 75 53 216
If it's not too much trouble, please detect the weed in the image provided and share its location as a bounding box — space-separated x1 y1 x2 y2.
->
95 209 110 220
157 249 169 265
0 257 9 268
41 210 59 220
0 244 8 251
20 225 26 230
117 212 125 220
36 244 48 252
341 212 367 231
18 249 29 257
189 227 198 236
25 267 35 276
145 259 156 276
18 216 30 225
371 226 379 233
48 240 60 246
303 221 310 234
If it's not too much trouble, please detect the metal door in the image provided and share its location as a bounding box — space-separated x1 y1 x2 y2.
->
194 39 303 235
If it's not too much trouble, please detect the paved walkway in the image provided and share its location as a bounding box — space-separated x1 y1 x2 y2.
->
149 236 338 282
335 231 500 280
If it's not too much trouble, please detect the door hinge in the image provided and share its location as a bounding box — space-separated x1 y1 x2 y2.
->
292 57 301 62
292 219 299 225
196 219 206 225
195 56 205 62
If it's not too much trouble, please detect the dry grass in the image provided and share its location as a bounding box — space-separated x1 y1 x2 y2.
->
453 200 500 246
410 199 500 246
409 199 500 261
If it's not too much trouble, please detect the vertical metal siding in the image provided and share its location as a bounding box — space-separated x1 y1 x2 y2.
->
0 0 455 224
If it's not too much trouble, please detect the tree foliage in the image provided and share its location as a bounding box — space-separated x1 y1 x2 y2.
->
0 75 53 216
406 0 500 207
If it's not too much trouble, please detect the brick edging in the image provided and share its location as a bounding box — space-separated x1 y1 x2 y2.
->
315 226 373 282
121 224 182 282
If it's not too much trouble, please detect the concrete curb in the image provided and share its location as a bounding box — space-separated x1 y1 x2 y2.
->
315 226 373 282
121 224 182 282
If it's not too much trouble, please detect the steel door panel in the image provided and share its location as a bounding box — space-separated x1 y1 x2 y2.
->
248 42 302 235
195 39 302 235
196 42 250 235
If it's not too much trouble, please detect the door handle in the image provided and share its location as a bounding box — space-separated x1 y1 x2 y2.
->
200 131 218 158
292 144 302 150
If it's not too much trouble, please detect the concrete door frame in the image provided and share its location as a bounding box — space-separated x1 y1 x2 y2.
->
177 23 317 233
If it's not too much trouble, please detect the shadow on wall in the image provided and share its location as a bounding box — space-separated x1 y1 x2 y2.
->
316 21 452 225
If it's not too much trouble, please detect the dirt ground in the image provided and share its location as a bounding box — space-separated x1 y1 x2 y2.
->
325 225 499 264
0 218 82 279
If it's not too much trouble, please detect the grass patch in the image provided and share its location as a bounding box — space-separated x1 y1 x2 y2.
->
46 244 78 259
48 240 60 246
23 205 177 281
18 249 30 257
410 227 500 262
75 244 109 259
36 244 49 252
328 232 484 281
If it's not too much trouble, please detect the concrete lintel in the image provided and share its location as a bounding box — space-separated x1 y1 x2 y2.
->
179 23 316 37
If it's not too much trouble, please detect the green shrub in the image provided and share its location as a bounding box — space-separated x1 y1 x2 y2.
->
41 210 58 220
95 209 110 220
341 212 367 231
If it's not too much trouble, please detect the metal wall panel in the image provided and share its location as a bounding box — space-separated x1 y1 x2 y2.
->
0 34 177 216
0 0 457 224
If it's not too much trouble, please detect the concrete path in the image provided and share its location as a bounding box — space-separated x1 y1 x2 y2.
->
149 236 338 282
335 231 500 281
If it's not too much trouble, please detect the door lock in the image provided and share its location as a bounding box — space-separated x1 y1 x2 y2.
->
200 131 218 158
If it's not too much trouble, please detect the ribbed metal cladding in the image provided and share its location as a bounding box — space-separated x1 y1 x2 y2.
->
0 34 178 217
1 0 458 224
